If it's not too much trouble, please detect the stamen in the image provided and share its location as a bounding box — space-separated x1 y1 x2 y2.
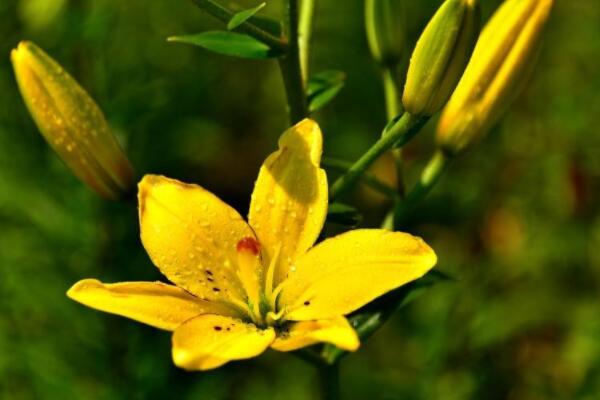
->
268 281 285 313
236 237 263 322
264 244 281 300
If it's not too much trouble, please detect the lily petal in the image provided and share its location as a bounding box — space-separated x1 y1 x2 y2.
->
248 119 328 288
280 229 437 321
271 316 359 352
67 279 239 331
138 175 256 306
172 314 275 371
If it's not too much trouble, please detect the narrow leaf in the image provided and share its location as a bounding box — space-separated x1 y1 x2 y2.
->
307 70 346 112
308 70 346 97
168 31 281 59
228 3 267 30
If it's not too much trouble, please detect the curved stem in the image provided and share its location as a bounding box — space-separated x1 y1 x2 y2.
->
329 113 428 201
381 63 406 196
189 0 287 52
299 0 317 84
382 65 402 121
318 363 340 400
393 150 450 229
279 0 308 124
322 157 400 202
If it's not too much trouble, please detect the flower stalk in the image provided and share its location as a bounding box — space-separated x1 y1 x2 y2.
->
318 363 340 400
279 0 309 124
299 0 317 83
393 150 450 229
330 112 428 201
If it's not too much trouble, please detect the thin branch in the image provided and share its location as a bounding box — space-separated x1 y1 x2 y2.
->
279 0 308 123
189 0 288 52
299 0 317 84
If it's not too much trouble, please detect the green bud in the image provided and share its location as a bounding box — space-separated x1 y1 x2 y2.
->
436 0 554 154
365 0 407 65
402 0 480 116
11 41 135 199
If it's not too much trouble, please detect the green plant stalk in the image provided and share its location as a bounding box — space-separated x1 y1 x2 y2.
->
189 0 287 51
318 363 340 400
299 0 317 84
322 157 401 201
330 112 429 201
393 150 450 229
279 0 309 124
382 65 402 120
381 64 407 197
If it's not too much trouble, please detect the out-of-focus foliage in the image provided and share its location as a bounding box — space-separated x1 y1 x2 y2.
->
0 0 599 398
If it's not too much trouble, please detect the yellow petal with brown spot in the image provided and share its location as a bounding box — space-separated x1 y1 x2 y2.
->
280 229 437 321
67 279 240 331
172 314 275 370
271 316 359 352
138 174 257 307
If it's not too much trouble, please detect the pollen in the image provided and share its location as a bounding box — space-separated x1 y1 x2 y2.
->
236 237 261 255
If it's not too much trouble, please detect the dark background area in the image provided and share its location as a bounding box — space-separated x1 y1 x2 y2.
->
1 0 599 398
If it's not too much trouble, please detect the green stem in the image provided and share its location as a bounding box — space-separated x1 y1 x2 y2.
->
279 0 308 124
322 157 400 202
299 0 317 84
393 150 450 229
382 65 402 120
318 363 340 400
381 63 406 196
329 112 428 201
189 0 287 52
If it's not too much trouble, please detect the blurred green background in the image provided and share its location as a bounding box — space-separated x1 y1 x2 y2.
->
1 0 599 398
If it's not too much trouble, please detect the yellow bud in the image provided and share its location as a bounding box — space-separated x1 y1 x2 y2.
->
403 0 480 117
11 41 134 199
365 0 407 65
436 0 554 154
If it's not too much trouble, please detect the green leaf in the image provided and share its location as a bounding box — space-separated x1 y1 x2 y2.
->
168 31 281 59
327 202 362 227
307 70 346 112
228 3 267 30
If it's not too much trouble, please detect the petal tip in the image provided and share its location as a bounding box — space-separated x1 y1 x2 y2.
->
66 278 102 300
137 174 164 217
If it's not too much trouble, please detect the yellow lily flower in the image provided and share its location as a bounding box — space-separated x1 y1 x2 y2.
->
68 119 437 371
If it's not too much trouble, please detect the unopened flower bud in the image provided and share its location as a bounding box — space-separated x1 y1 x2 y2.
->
11 41 134 199
436 0 554 154
402 0 480 117
365 0 407 65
